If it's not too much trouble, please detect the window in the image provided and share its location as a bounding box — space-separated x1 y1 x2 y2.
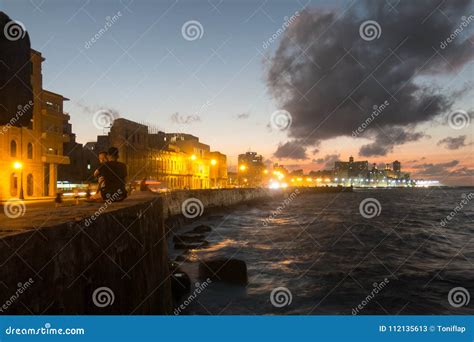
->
10 173 18 196
10 140 17 157
27 174 33 196
27 143 33 159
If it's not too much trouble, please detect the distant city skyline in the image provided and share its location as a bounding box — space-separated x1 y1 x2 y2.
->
2 0 473 185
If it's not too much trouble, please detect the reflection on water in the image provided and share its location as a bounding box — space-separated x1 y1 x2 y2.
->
171 188 474 315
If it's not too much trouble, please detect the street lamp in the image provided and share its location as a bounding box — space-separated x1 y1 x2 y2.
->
210 159 217 188
13 161 24 200
239 164 246 171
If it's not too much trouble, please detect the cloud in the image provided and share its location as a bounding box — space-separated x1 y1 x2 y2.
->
170 112 201 124
266 0 474 157
359 128 426 157
412 160 460 176
437 135 469 150
235 112 250 120
273 140 308 160
313 153 340 169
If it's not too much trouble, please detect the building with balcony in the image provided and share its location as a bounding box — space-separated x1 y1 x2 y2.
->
0 49 70 199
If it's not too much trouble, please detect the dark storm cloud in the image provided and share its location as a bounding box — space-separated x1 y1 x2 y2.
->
266 0 474 158
412 160 460 176
359 128 426 157
274 140 308 160
313 153 340 169
437 135 469 150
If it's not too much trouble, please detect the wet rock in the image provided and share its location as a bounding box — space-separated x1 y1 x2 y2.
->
199 258 248 285
173 233 206 243
193 224 212 233
171 270 191 298
174 241 209 250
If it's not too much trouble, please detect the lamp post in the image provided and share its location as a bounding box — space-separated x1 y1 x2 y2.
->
13 161 24 200
211 159 217 188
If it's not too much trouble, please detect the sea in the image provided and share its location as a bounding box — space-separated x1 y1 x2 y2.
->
171 187 474 315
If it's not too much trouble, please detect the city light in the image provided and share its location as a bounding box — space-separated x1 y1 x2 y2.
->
263 169 268 174
13 161 23 169
239 164 247 171
191 154 197 161
211 159 217 166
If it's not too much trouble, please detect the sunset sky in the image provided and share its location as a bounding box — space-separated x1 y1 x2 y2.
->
2 0 473 185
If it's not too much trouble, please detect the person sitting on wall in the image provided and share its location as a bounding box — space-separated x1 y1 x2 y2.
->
96 147 128 202
88 151 108 201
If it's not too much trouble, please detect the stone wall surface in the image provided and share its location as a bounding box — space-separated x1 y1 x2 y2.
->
0 188 277 314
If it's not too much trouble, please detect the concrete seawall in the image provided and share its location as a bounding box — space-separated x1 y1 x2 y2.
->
0 188 278 314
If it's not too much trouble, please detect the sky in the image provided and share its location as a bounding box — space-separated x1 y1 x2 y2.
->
1 0 473 185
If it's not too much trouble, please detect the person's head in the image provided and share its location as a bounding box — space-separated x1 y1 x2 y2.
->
98 151 108 163
107 147 119 161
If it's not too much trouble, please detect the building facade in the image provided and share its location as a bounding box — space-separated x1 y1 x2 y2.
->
0 49 70 199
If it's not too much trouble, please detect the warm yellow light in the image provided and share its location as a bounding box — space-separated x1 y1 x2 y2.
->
13 161 22 169
211 159 217 166
239 165 246 171
306 177 312 182
263 169 268 174
191 155 197 160
316 178 322 182
297 177 303 182
325 178 330 182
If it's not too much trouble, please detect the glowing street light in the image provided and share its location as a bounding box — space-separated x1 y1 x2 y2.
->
13 161 24 200
191 154 197 161
210 159 217 166
239 165 246 171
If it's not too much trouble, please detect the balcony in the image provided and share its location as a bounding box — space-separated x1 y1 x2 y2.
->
41 131 70 142
41 154 70 165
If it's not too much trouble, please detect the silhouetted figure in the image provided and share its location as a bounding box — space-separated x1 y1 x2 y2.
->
54 193 63 207
96 147 127 202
